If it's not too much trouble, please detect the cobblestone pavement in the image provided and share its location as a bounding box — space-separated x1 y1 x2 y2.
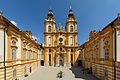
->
24 66 100 80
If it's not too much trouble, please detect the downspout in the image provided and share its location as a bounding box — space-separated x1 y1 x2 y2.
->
4 27 6 80
4 26 8 80
111 23 117 80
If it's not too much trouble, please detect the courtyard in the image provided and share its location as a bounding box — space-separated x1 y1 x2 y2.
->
24 66 99 80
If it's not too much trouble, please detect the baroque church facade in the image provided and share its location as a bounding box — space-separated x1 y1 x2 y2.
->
44 7 78 67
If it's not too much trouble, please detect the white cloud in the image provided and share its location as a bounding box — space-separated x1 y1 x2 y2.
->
32 36 39 41
10 20 17 26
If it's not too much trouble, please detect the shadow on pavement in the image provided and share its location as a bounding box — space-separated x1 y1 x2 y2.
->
69 67 100 80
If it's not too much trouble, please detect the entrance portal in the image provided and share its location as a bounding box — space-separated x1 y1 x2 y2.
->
60 60 62 66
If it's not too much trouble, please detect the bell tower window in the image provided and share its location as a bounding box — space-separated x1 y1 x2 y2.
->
70 25 73 31
48 26 51 31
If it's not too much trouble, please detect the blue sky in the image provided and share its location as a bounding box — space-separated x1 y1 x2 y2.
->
0 0 120 45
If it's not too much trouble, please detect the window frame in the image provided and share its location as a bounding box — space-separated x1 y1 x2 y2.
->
12 40 16 45
48 26 51 31
105 48 109 60
70 25 73 31
12 48 16 61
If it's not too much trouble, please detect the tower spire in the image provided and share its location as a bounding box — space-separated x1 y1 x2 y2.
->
70 6 72 10
50 6 52 10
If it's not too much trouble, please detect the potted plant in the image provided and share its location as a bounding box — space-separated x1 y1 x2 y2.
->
57 71 63 78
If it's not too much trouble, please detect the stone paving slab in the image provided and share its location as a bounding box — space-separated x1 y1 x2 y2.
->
24 66 99 80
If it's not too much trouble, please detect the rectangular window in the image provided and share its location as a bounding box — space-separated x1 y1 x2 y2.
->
71 54 73 61
48 26 51 31
104 70 108 77
49 37 51 45
95 67 97 72
70 37 73 44
49 49 51 52
12 49 16 61
13 69 16 78
71 49 73 52
29 52 32 59
24 67 26 73
23 50 26 60
90 52 93 60
60 48 62 52
95 50 98 60
55 40 57 45
105 49 109 60
33 53 35 59
65 40 67 45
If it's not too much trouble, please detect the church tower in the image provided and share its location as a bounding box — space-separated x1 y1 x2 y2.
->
44 7 78 67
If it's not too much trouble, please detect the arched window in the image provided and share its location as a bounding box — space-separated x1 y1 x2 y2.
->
49 37 51 45
70 25 73 31
70 37 73 44
12 40 16 45
48 26 51 31
12 49 16 61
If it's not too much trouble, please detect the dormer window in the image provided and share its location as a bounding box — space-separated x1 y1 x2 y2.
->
70 25 73 31
48 26 51 31
12 40 16 45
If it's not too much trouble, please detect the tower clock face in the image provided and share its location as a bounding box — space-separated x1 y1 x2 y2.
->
59 38 63 42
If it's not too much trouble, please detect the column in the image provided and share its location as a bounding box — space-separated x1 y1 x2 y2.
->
67 49 71 67
74 48 78 66
44 48 49 66
64 54 66 66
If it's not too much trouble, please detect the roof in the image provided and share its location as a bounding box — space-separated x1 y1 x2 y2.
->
0 15 20 31
0 15 41 47
102 17 118 31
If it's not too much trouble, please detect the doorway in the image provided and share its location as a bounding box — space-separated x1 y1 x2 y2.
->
60 60 62 66
30 67 32 73
41 60 44 66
